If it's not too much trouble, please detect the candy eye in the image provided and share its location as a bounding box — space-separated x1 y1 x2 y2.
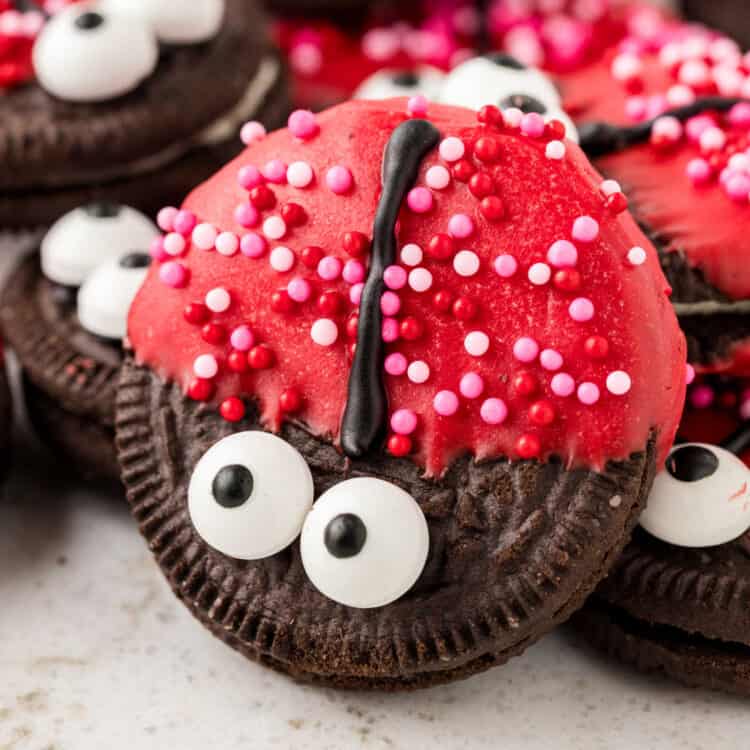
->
439 55 579 141
300 478 429 608
41 203 159 288
100 0 225 44
76 252 152 340
33 4 158 102
355 66 446 102
640 443 750 548
188 432 314 560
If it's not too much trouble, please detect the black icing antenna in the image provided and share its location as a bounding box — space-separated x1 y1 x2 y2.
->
579 97 749 157
721 423 750 456
340 119 440 459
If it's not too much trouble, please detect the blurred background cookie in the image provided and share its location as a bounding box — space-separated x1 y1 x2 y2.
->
0 203 158 479
0 0 289 228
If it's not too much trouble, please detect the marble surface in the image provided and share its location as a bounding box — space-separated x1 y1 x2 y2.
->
0 415 747 750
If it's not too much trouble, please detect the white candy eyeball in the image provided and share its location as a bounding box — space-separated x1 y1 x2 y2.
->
33 4 158 102
188 432 314 561
439 55 579 141
640 443 750 548
41 203 159 288
300 478 429 609
77 252 151 339
355 66 446 102
100 0 225 44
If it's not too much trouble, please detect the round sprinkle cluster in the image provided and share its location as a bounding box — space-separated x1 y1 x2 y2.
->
146 102 640 465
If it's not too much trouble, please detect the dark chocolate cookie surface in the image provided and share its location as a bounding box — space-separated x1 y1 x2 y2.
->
0 0 289 227
0 254 121 477
116 360 656 689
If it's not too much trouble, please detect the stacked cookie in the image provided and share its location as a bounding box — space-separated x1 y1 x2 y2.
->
3 0 750 700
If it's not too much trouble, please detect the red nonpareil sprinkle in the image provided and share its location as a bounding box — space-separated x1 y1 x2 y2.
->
452 159 475 182
432 289 453 312
220 397 246 423
474 136 502 163
452 296 477 321
426 233 454 261
279 387 303 413
584 335 610 359
477 105 503 127
529 400 556 426
317 290 344 315
387 434 412 457
281 201 307 227
516 434 541 459
342 231 369 257
399 316 423 341
544 120 566 141
468 172 495 198
513 371 537 397
605 192 629 214
345 312 359 339
479 195 505 221
247 344 275 370
300 245 324 268
248 184 276 210
271 289 297 314
188 378 215 402
201 323 227 345
227 350 249 373
183 302 209 325
553 268 582 293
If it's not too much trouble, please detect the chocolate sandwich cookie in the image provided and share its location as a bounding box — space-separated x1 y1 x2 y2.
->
574 378 750 695
0 345 12 480
681 0 750 51
355 53 580 143
548 18 750 374
0 203 158 479
116 99 686 689
0 0 288 229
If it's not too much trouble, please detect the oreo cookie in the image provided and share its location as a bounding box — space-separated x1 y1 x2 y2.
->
0 345 12 481
573 375 750 695
115 99 686 688
0 0 289 228
681 0 750 50
549 16 750 374
0 203 158 479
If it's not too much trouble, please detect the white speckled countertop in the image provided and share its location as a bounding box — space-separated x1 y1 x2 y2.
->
0 417 747 750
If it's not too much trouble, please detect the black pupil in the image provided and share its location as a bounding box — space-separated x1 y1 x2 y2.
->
324 513 367 559
392 71 419 87
212 465 254 508
75 12 105 31
119 252 152 269
666 445 719 483
500 93 547 114
84 201 120 218
485 53 526 70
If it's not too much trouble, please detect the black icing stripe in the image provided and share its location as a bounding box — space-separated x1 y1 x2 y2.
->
340 119 440 459
579 97 749 158
721 424 750 457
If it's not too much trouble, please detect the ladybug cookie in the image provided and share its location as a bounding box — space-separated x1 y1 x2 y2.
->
116 98 686 689
0 0 288 228
558 19 750 375
575 374 750 696
0 202 158 478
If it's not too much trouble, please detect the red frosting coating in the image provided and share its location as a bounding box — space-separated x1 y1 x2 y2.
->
558 19 750 303
129 99 685 476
